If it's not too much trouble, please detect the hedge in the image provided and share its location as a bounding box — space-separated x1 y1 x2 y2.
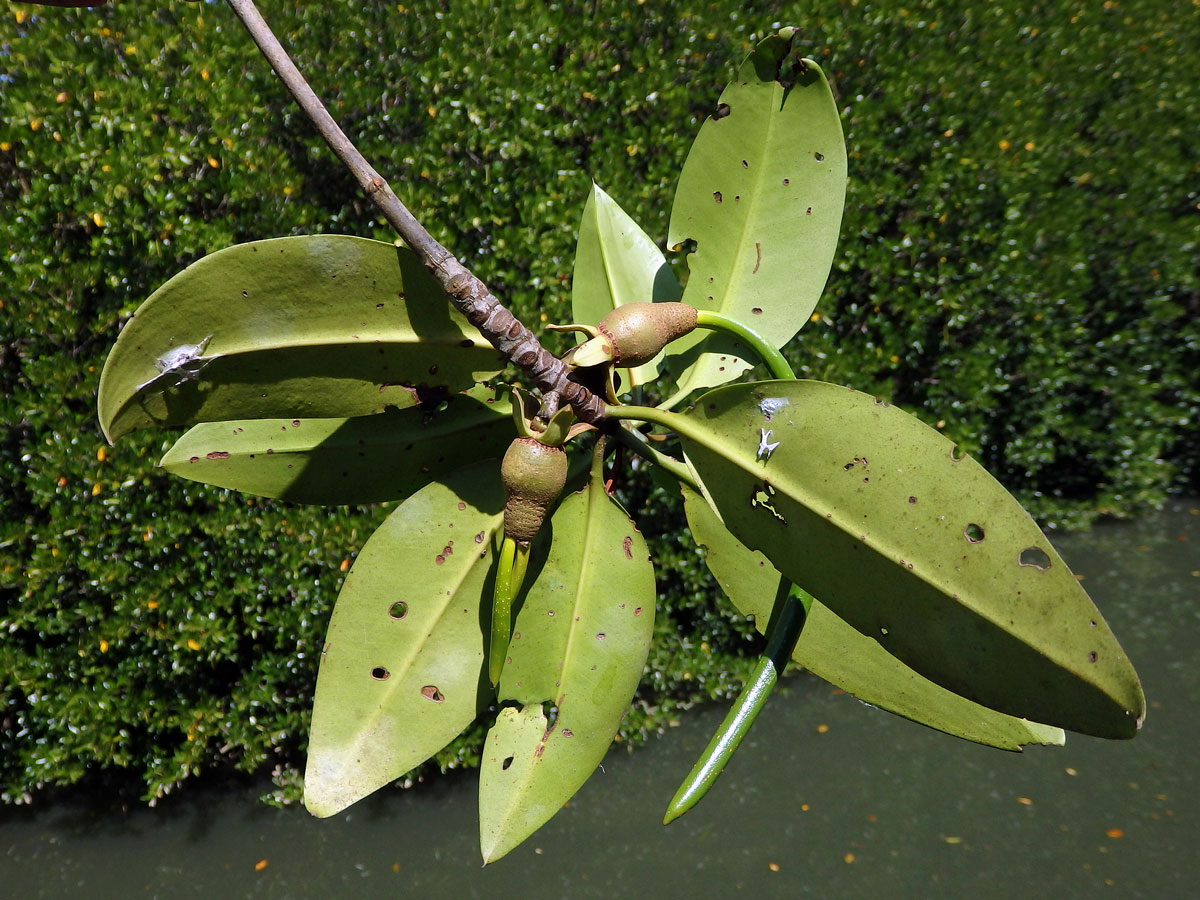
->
2 0 1196 805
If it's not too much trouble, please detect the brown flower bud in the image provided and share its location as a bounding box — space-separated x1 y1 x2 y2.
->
500 437 568 544
597 302 697 367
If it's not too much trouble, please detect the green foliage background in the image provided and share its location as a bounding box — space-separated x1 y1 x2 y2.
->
2 0 1196 804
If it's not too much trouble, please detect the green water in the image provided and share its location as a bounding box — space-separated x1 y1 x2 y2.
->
3 503 1197 898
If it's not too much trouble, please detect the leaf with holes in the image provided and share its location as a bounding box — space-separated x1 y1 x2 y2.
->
97 235 505 441
662 30 846 400
478 474 655 863
304 461 503 817
669 379 1144 738
571 182 682 391
159 385 513 505
681 484 1064 750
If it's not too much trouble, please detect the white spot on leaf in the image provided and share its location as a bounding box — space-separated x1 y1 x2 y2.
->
757 428 780 461
758 397 789 420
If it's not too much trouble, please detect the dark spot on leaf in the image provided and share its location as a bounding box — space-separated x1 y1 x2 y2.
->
371 666 390 681
713 191 723 203
376 303 385 309
502 756 514 770
428 364 438 375
457 502 466 510
752 307 763 315
474 532 485 543
782 178 791 185
561 729 574 738
291 419 300 427
908 496 918 504
547 610 555 617
596 633 606 641
189 456 200 463
741 159 749 168
205 451 230 460
622 536 633 558
420 685 444 702
435 555 445 565
634 607 643 615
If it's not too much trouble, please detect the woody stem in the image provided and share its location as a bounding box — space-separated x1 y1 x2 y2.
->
224 0 605 423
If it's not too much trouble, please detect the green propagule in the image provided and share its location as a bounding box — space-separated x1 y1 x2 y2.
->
43 0 1145 865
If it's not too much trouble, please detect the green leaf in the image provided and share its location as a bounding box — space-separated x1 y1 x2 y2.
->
663 33 846 399
478 475 655 863
674 380 1144 738
97 235 506 441
303 461 504 817
571 183 682 390
159 385 513 505
680 485 1064 750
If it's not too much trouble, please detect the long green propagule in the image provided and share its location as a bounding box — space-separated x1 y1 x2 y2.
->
608 310 808 823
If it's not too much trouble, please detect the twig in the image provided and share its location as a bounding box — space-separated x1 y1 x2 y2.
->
224 0 605 424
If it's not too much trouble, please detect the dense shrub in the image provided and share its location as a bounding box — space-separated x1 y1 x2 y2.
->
2 0 1196 804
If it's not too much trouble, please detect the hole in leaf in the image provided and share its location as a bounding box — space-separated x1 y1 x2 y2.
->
370 666 390 681
965 523 985 543
420 685 444 702
596 633 606 641
814 151 825 161
1019 547 1052 570
1088 651 1098 663
714 102 731 120
388 601 408 619
950 445 966 461
713 191 723 203
501 756 514 771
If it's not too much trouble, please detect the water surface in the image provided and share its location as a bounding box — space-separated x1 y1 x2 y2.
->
3 502 1197 898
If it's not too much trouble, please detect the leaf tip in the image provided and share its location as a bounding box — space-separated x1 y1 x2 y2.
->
302 754 368 819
